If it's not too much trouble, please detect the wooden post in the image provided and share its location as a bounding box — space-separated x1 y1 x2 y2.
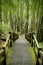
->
10 40 12 47
36 48 41 65
10 32 12 47
42 55 43 65
31 32 35 46
12 32 14 42
3 47 6 65
31 33 33 46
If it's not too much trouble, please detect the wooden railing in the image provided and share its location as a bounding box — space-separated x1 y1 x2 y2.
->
32 34 43 65
0 34 10 65
0 49 4 63
25 32 43 65
0 32 19 65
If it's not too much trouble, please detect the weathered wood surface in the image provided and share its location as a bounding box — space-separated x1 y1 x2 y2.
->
33 34 43 65
0 33 19 65
0 34 10 65
25 32 43 65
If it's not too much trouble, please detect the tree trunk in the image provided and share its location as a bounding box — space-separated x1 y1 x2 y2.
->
0 0 2 22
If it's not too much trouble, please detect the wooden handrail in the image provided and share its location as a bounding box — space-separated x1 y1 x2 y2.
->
39 50 43 55
33 34 43 65
33 34 39 48
0 49 4 54
25 32 43 65
0 34 10 65
2 34 10 48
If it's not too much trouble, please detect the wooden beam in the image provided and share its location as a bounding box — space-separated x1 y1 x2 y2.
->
33 34 39 48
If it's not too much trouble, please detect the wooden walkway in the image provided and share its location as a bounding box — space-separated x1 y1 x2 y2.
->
7 35 35 65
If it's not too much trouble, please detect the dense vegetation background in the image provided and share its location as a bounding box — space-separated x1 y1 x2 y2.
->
0 0 43 42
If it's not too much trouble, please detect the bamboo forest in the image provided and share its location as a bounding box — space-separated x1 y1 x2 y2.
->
0 0 43 65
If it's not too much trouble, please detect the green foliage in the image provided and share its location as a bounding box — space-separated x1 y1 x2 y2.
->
0 23 3 33
0 0 43 35
6 44 15 65
39 42 43 50
2 0 17 10
0 23 11 34
29 47 36 65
